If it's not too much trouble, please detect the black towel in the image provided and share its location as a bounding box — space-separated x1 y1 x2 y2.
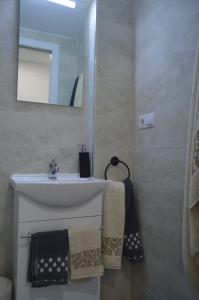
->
123 178 144 263
70 76 79 107
28 230 69 287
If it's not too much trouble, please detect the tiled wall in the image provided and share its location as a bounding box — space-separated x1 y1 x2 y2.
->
0 0 88 277
132 0 199 299
94 0 134 180
94 0 134 299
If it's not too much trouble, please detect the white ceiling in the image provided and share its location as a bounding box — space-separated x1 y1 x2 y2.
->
20 0 92 40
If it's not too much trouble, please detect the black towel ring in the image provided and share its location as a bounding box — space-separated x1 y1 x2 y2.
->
104 156 131 180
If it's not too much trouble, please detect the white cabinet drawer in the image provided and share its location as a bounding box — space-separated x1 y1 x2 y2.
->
16 193 103 223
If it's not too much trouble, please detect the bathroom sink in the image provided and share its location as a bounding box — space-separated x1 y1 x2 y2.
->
10 173 107 208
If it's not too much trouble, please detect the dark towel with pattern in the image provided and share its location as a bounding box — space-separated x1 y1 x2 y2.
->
123 178 144 263
28 230 69 287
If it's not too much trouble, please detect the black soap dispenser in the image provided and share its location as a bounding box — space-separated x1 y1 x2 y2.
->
78 144 91 178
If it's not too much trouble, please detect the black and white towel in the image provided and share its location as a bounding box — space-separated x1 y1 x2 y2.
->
28 230 69 287
123 178 144 263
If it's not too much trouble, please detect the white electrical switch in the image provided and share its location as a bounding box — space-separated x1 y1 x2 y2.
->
139 112 155 129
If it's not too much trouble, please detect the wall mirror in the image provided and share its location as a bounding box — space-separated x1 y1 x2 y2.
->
17 0 93 107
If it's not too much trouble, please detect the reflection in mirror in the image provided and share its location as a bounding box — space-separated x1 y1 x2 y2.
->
17 0 94 107
18 47 52 104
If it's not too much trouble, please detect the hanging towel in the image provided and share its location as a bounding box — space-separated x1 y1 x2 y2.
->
102 180 125 269
189 169 199 270
28 230 69 287
70 73 83 107
74 73 83 108
183 38 199 287
122 178 144 263
70 76 79 107
68 227 104 280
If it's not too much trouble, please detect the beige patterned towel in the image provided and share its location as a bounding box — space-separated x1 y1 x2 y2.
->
102 180 125 269
68 227 104 280
183 38 199 286
189 168 199 265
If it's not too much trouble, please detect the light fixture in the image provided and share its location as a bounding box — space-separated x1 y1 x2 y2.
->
47 0 76 9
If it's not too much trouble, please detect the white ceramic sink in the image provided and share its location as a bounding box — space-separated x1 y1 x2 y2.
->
10 173 107 208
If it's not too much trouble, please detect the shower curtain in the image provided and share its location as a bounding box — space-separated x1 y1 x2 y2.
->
183 39 199 287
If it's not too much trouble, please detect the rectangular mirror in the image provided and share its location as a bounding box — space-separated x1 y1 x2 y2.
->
17 0 93 107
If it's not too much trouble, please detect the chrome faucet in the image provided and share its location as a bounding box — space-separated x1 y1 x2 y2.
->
49 159 59 179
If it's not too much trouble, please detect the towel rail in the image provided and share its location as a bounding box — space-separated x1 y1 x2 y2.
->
104 156 131 180
20 227 104 239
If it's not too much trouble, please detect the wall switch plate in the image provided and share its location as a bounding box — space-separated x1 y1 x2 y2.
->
139 112 155 129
